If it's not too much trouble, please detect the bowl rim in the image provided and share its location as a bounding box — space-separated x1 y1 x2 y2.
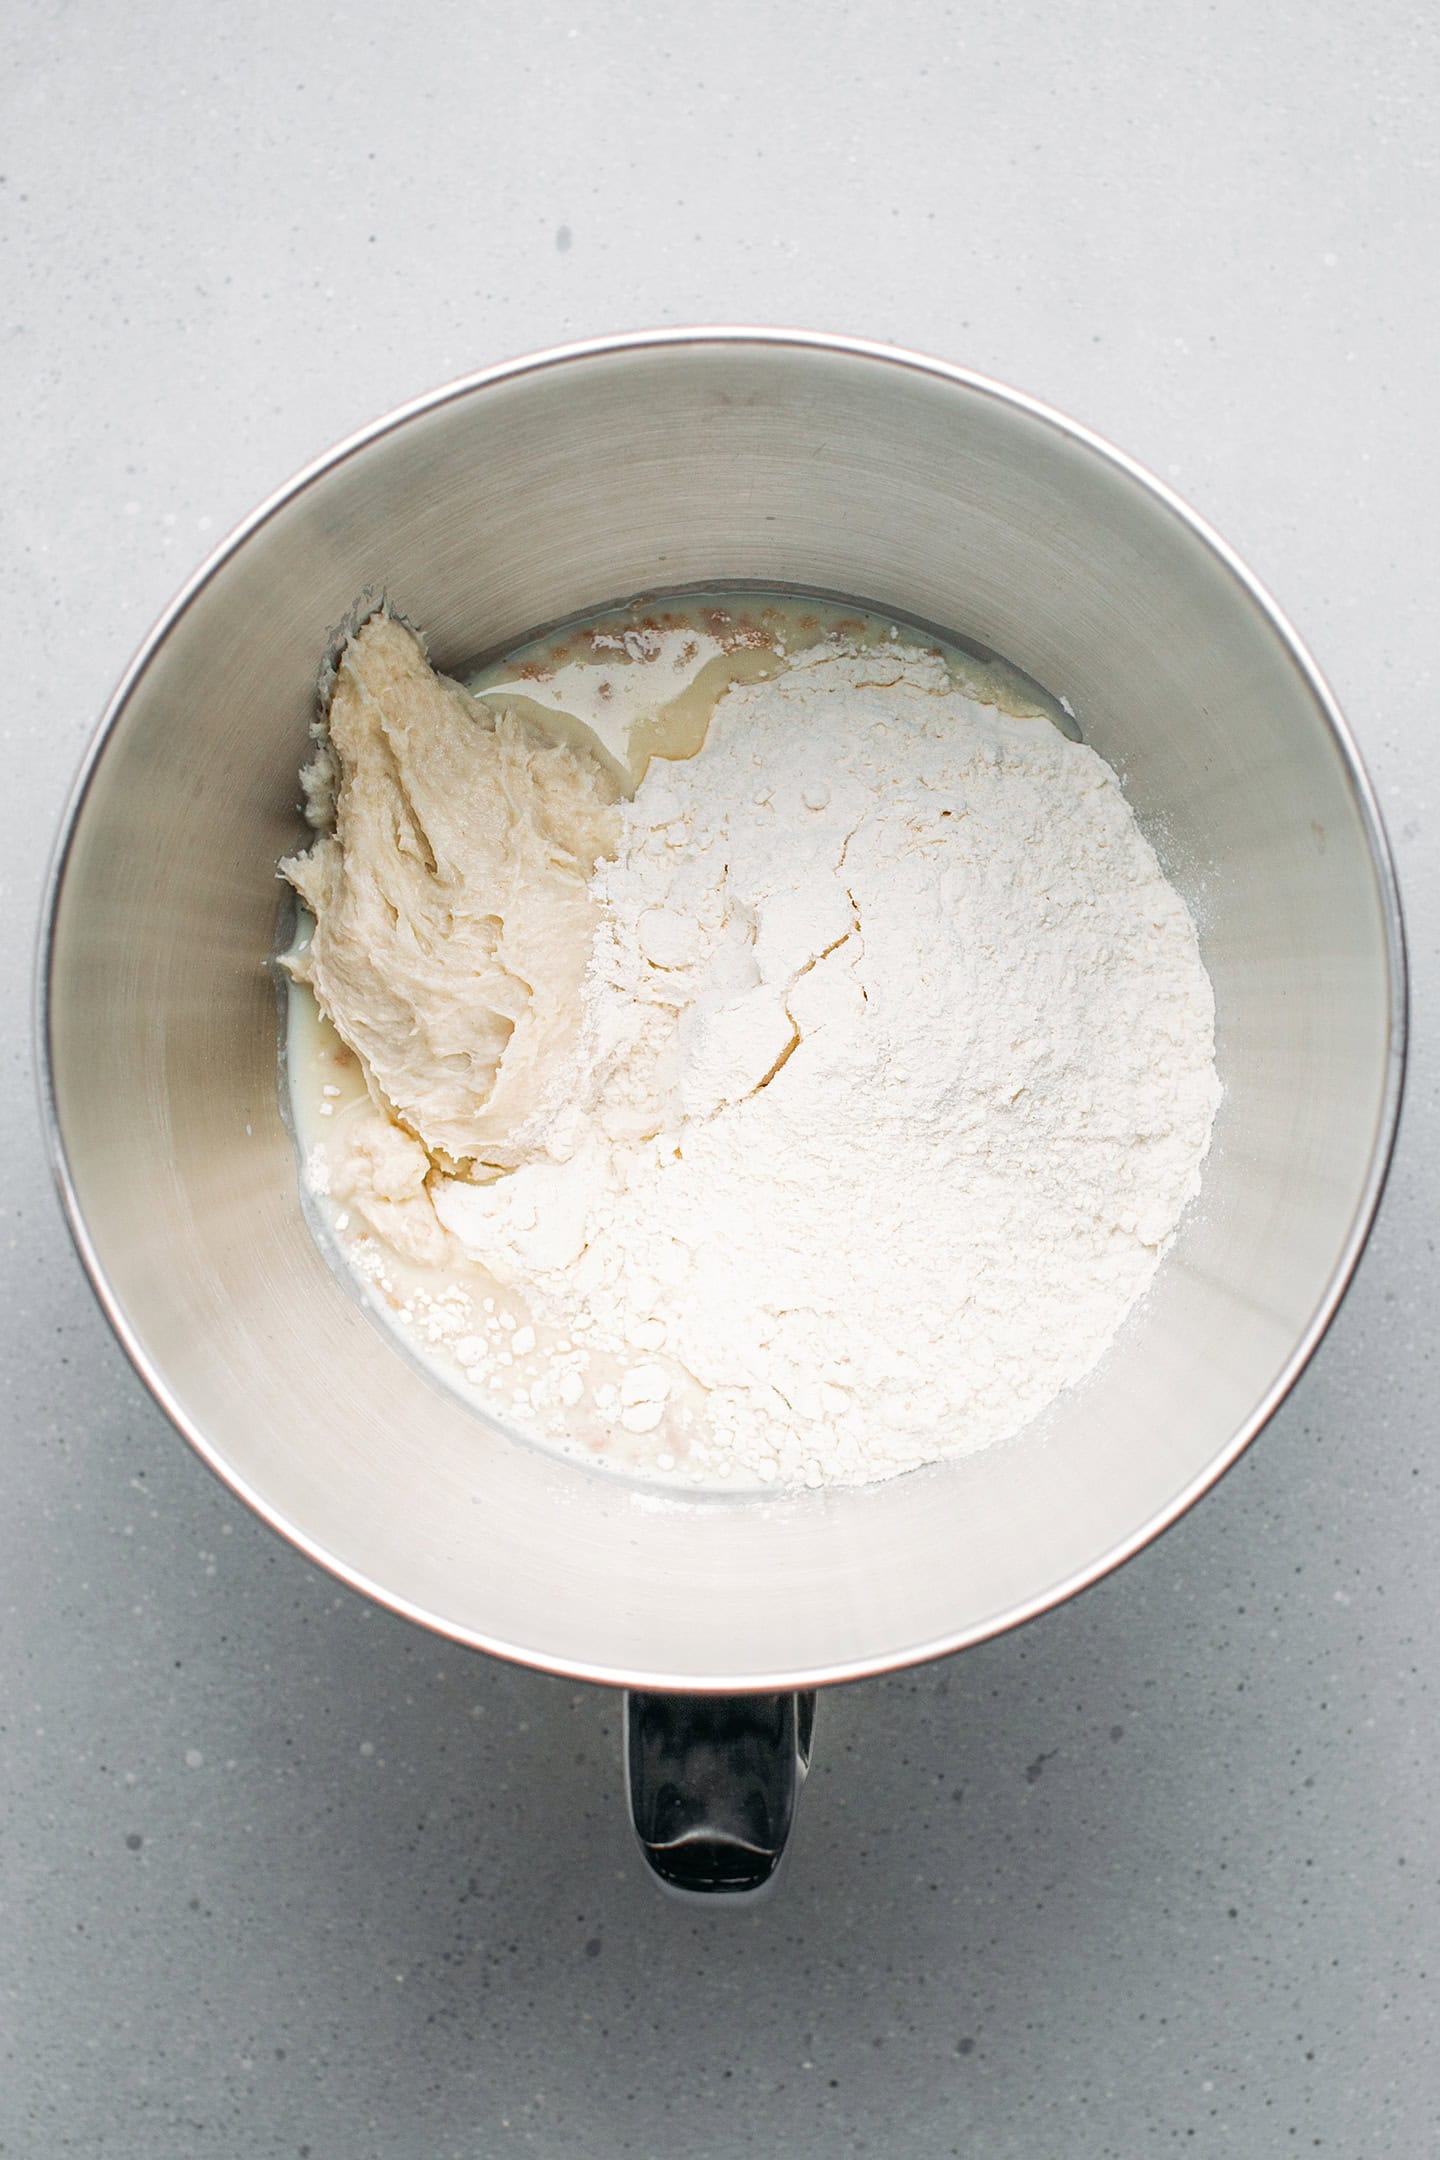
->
35 326 1410 1692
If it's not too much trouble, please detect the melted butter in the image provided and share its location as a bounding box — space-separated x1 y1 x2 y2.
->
467 591 1074 793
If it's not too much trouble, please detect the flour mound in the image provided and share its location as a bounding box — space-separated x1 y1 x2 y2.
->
434 644 1221 1487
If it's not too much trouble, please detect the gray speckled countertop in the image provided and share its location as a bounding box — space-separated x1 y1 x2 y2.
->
3 4 1437 2154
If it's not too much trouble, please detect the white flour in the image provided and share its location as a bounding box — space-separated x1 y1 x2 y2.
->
427 641 1222 1487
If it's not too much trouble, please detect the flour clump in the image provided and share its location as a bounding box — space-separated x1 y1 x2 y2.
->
284 602 1221 1490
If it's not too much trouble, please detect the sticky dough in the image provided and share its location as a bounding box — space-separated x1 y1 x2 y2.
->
282 613 621 1174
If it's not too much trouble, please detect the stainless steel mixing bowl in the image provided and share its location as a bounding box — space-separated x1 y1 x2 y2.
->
40 332 1405 1887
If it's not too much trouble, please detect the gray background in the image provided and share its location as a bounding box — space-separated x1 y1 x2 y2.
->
3 2 1435 2153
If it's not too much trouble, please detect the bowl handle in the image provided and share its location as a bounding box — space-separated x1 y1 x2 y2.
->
624 1689 816 1897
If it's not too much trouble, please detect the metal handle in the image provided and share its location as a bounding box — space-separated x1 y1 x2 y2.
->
624 1689 815 1896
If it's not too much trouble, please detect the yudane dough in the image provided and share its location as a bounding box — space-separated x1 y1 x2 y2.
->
282 614 622 1249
